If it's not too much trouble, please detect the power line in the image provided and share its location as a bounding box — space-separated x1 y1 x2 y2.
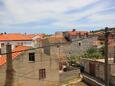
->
0 36 94 55
0 36 96 86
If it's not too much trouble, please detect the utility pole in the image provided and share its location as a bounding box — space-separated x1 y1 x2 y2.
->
104 27 109 86
114 46 115 63
4 44 14 86
114 34 115 63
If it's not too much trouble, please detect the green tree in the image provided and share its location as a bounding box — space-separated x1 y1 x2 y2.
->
98 45 105 56
67 56 77 63
83 47 103 59
67 56 79 66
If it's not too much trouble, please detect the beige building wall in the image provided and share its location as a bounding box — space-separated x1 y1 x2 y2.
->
0 46 59 86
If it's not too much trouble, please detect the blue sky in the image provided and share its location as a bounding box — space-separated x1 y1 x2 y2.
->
0 0 115 34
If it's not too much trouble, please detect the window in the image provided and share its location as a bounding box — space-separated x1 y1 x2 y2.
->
79 43 81 46
100 42 104 45
21 42 23 45
1 43 4 47
78 42 81 46
39 69 46 80
17 42 20 45
29 52 35 61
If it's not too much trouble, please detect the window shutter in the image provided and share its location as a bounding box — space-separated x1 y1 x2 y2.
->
39 69 46 80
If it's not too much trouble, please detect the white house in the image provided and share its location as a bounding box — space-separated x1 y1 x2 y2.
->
0 33 45 54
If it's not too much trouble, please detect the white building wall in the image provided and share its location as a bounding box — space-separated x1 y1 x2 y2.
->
0 41 33 54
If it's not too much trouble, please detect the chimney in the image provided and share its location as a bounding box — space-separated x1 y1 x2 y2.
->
4 32 7 34
72 29 76 32
0 33 3 35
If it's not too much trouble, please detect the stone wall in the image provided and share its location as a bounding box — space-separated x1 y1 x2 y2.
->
0 46 59 86
60 37 97 57
81 59 115 85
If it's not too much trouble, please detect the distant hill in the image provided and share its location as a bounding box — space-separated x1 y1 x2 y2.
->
90 27 115 33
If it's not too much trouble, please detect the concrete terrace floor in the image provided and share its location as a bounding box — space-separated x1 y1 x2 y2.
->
60 69 88 86
61 80 88 86
76 82 88 86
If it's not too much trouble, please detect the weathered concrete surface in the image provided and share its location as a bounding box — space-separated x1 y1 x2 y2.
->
60 37 97 57
0 46 60 86
83 73 104 86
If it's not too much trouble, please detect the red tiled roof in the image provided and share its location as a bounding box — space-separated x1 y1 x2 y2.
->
66 31 88 36
0 55 6 66
66 31 76 36
0 33 46 41
0 34 32 41
0 46 30 66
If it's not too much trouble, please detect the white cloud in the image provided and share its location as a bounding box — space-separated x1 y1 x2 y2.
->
0 0 115 32
89 14 115 22
50 1 115 28
1 0 98 24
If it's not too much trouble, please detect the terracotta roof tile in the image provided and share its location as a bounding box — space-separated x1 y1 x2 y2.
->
67 31 77 36
0 34 33 41
67 31 88 36
0 46 30 66
0 55 6 66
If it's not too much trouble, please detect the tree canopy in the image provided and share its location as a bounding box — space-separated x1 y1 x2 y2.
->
83 47 103 59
